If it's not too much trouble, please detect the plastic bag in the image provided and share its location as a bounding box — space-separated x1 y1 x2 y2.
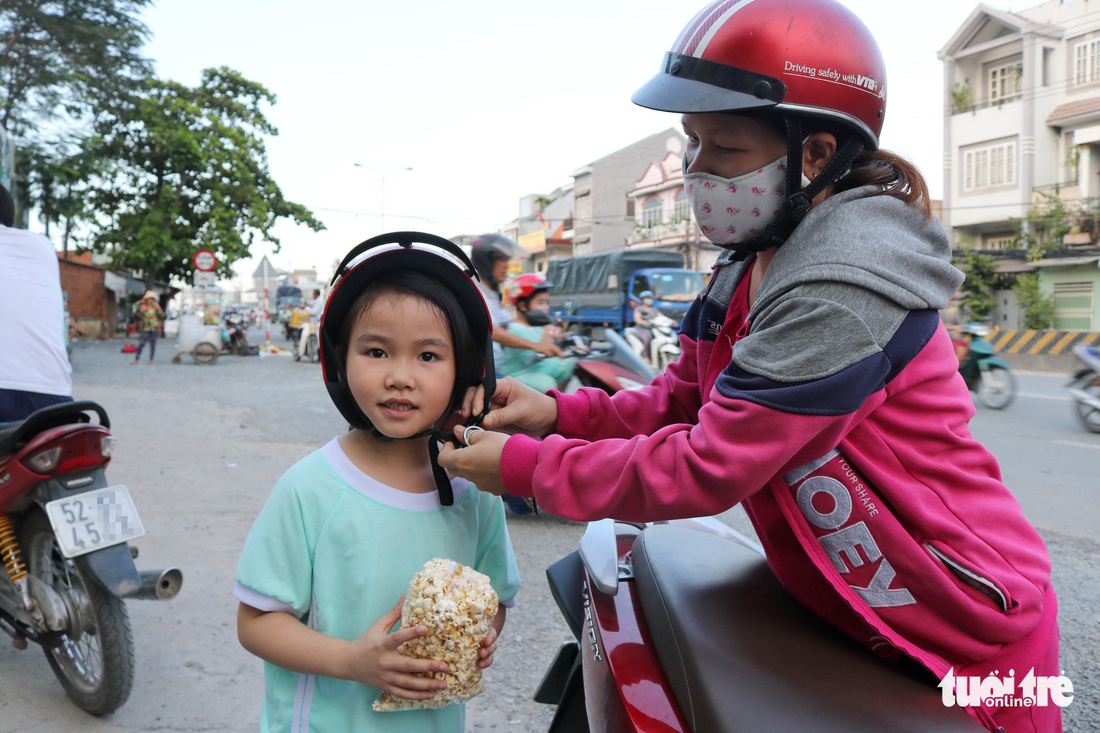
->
373 558 499 711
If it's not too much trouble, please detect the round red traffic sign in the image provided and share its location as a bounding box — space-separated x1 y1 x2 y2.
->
193 249 217 272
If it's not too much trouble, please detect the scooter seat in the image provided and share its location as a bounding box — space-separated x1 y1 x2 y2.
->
0 401 105 457
631 524 980 732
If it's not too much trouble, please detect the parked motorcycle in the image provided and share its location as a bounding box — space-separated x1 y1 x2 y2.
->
958 323 1015 409
294 321 319 363
623 314 682 372
0 401 182 715
222 312 253 356
535 517 980 732
1067 343 1100 433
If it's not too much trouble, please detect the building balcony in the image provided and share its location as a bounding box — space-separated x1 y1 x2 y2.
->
626 219 695 247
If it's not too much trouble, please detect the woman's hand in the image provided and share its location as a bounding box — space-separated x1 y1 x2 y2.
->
437 428 509 495
535 330 565 358
460 377 559 438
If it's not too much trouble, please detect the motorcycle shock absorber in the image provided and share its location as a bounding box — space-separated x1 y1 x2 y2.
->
0 514 33 608
0 514 27 585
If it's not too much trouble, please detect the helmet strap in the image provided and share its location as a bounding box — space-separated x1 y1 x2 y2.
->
727 118 865 262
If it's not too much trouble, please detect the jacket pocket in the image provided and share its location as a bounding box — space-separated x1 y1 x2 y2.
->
924 541 1013 613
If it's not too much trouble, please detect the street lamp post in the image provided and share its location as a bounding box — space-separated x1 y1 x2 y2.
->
353 164 413 231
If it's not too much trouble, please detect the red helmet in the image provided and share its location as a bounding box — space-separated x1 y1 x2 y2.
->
631 0 886 148
506 273 554 306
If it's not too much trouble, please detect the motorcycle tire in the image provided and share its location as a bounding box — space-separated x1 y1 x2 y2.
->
975 365 1016 410
1072 375 1100 433
20 510 134 716
307 334 319 363
192 342 218 365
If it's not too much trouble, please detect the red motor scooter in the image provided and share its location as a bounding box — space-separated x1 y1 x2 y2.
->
563 329 658 395
0 401 182 715
535 517 982 732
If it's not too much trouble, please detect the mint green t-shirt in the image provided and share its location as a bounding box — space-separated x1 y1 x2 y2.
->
234 438 521 733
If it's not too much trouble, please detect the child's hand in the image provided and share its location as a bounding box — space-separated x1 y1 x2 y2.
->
477 625 499 669
347 597 448 700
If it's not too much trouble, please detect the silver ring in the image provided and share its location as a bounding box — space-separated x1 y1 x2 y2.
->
462 425 484 445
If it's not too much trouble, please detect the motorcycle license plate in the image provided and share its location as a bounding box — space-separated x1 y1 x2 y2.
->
45 485 146 558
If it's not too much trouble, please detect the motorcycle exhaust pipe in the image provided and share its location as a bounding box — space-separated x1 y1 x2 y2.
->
131 567 183 601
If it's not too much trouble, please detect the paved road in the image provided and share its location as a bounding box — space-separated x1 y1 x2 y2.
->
0 336 1094 731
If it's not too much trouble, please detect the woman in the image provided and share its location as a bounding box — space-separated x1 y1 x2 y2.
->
440 1 1059 731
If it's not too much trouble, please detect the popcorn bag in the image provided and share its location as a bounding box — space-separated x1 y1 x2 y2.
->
373 558 499 712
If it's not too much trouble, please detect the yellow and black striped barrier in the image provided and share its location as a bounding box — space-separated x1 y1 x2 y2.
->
989 329 1099 356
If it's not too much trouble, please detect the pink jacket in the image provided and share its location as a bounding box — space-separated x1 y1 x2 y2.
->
501 194 1059 731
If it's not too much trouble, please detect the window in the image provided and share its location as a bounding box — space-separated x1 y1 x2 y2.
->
641 198 662 228
1053 282 1094 330
982 233 1016 250
673 189 690 221
1074 39 1100 86
988 61 1021 102
963 140 1016 191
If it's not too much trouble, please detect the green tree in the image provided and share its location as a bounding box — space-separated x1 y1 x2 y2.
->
956 249 1011 321
18 138 102 252
1013 273 1057 329
88 67 324 284
0 0 153 137
1012 191 1100 262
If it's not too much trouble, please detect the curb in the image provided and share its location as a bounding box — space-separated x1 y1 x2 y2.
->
990 329 1099 356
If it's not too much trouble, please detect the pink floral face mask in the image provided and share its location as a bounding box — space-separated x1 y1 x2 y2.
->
683 156 788 246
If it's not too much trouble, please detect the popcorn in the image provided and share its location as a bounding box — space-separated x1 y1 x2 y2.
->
373 558 499 711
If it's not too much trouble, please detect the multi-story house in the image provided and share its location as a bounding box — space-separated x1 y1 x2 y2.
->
507 187 575 276
571 128 687 257
623 136 723 273
940 0 1100 330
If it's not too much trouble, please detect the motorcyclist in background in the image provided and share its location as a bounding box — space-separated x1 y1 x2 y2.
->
499 274 577 393
470 233 563 375
297 288 324 360
631 290 661 365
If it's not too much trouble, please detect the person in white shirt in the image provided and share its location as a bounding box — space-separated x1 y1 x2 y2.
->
0 182 73 421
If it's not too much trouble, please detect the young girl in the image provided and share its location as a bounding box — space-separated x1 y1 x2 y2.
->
498 273 576 392
440 2 1059 731
235 233 521 732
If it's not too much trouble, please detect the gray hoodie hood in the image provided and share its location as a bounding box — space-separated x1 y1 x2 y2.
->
728 186 964 382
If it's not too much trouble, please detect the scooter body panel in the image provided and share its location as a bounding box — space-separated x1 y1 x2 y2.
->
581 532 689 733
977 354 1011 372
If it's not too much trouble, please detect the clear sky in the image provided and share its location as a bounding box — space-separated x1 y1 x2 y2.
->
137 0 1025 282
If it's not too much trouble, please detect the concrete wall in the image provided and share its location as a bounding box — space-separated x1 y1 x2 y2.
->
990 328 1099 371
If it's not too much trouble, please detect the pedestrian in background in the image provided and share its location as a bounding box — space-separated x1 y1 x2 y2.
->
131 291 164 365
0 182 73 421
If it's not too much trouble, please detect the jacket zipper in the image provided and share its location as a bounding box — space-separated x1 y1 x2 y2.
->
924 542 1009 612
